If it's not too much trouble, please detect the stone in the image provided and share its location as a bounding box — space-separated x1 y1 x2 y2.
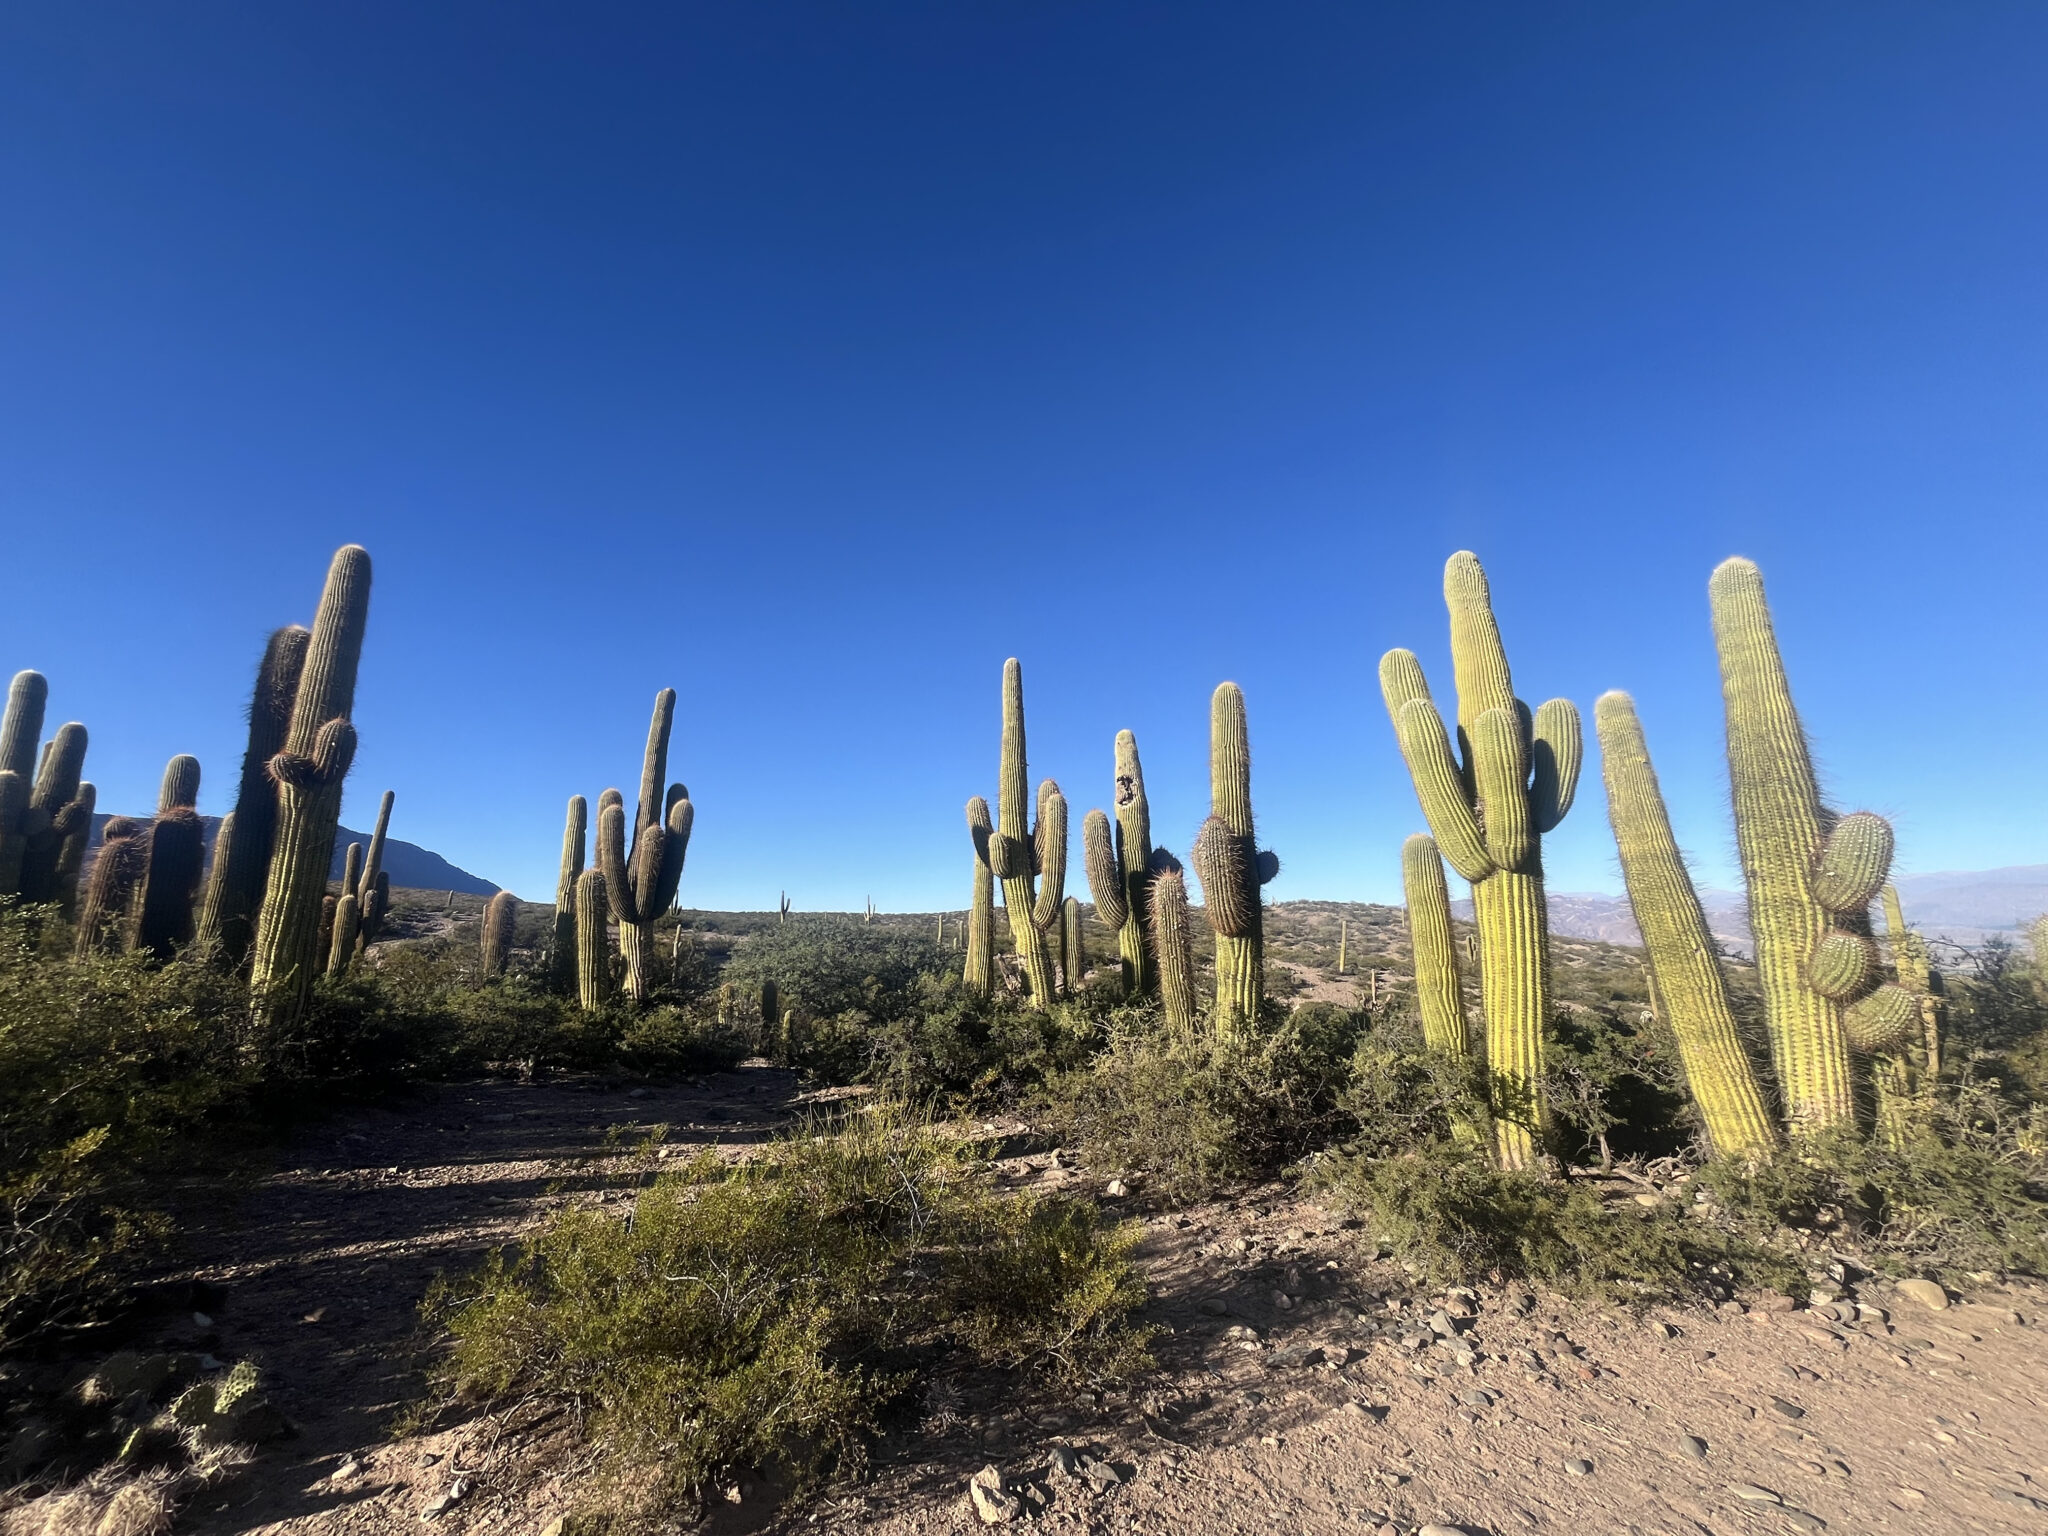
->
1768 1396 1806 1419
1198 1298 1228 1316
970 1466 1021 1524
1418 1526 1472 1536
1780 1510 1826 1532
1728 1482 1783 1503
1564 1459 1593 1476
1678 1434 1707 1459
1104 1179 1128 1198
421 1478 471 1520
1896 1278 1949 1311
1459 1389 1495 1408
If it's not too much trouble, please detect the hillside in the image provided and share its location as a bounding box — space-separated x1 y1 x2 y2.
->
85 813 500 896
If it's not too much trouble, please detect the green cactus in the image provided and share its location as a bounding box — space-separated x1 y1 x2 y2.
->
352 790 394 954
75 818 147 957
761 977 779 1033
1710 558 1915 1134
481 890 518 978
133 755 206 962
197 627 311 967
985 660 1063 1006
1401 834 1469 1060
596 690 694 1002
1082 730 1156 999
1882 883 1942 1082
576 866 612 1010
552 795 587 995
250 547 371 1022
326 842 364 979
1381 552 1581 1169
0 671 95 918
1147 852 1198 1034
1593 692 1776 1157
0 670 48 892
1193 684 1278 1036
1062 895 1085 993
963 796 995 997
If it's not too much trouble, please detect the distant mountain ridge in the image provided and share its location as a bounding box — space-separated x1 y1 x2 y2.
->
1456 866 2048 954
87 813 499 896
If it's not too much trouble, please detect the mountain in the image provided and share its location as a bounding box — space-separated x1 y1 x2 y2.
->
1457 866 2048 955
86 813 499 896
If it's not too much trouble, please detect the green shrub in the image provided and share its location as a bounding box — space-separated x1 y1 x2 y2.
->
427 1110 1149 1522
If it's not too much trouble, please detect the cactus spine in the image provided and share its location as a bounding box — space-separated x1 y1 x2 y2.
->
596 690 693 1002
481 891 518 978
133 756 205 961
1148 853 1198 1034
251 548 371 1022
987 660 1061 1006
1382 552 1581 1169
1401 834 1469 1060
963 796 995 996
199 627 311 966
1709 558 1913 1133
552 795 587 995
1594 692 1776 1157
575 866 612 1010
1193 684 1277 1035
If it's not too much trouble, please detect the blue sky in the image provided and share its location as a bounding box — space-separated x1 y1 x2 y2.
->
2 3 2045 906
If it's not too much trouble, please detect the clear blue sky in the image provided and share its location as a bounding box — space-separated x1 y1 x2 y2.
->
3 4 2044 906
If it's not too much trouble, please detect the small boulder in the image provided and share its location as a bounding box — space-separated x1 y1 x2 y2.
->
969 1465 1021 1524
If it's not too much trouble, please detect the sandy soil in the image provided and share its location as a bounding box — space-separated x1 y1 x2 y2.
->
25 1068 2048 1536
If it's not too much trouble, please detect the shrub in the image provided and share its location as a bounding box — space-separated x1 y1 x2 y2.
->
427 1110 1149 1522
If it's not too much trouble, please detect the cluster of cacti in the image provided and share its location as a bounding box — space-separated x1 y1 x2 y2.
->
251 546 373 1023
1383 552 1582 1169
967 660 1068 1006
480 891 519 978
320 792 393 978
0 670 96 917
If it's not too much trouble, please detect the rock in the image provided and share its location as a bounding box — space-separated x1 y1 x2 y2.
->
1633 1192 1661 1206
1994 1490 2048 1512
1768 1396 1806 1419
1199 1299 1229 1316
539 1519 567 1536
1677 1434 1708 1460
1459 1389 1495 1408
1048 1445 1079 1478
1896 1278 1949 1311
1104 1179 1128 1198
1728 1482 1783 1503
1273 1292 1296 1311
421 1478 471 1520
969 1466 1021 1524
1564 1458 1593 1476
1419 1526 1473 1536
1781 1511 1826 1532
1428 1309 1457 1336
1645 1320 1676 1340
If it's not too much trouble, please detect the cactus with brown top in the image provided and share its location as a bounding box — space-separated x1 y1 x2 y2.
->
595 690 694 1001
481 891 518 978
198 627 311 966
964 796 995 997
133 755 206 962
984 660 1062 1006
1192 684 1278 1036
575 866 612 1010
250 548 371 1022
1147 852 1198 1034
1381 553 1581 1168
1594 692 1776 1156
551 795 587 995
1710 558 1916 1133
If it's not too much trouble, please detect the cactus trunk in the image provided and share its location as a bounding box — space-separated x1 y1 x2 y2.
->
597 691 693 1002
552 795 587 995
481 891 517 978
1112 730 1153 996
576 867 612 1010
199 627 311 967
133 756 205 962
1148 856 1198 1034
1062 895 1085 993
1195 684 1275 1036
991 660 1057 1005
250 548 371 1024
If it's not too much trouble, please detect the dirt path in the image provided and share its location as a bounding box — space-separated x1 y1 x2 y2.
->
83 1076 2048 1536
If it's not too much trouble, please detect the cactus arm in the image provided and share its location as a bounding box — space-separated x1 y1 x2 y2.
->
1594 691 1775 1156
1082 809 1126 931
481 892 518 978
1444 551 1517 740
648 795 693 913
596 798 643 926
326 892 360 977
1402 834 1469 1058
551 795 586 995
360 790 394 900
201 626 308 965
51 782 94 915
1529 698 1582 833
75 820 147 956
1394 698 1495 882
635 689 676 844
0 671 48 781
1472 708 1533 870
1030 782 1068 932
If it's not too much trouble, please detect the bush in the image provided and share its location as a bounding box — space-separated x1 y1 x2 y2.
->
427 1110 1149 1522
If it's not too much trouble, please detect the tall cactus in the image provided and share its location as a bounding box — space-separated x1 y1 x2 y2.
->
1148 852 1198 1034
1082 731 1156 998
352 790 394 956
481 891 518 978
963 797 995 997
75 819 148 956
0 673 96 917
551 795 587 995
0 670 49 892
326 843 364 979
1709 558 1916 1134
1594 692 1776 1157
1401 834 1469 1060
576 866 612 1010
250 547 371 1022
198 627 311 967
596 690 693 1001
133 756 205 962
1381 552 1582 1169
985 660 1062 1006
1192 684 1278 1035
1062 895 1086 993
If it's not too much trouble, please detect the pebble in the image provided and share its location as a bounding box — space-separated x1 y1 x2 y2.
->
1459 1389 1495 1408
1564 1458 1593 1476
1678 1434 1707 1460
1895 1277 1949 1311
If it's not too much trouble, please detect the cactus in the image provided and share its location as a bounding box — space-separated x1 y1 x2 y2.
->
1082 729 1157 1000
0 672 96 917
1709 558 1915 1133
0 670 48 891
481 891 518 978
1401 834 1469 1060
551 795 587 995
1148 851 1198 1034
1192 684 1278 1035
250 548 371 1022
1337 916 1348 975
778 891 792 924
1874 884 1945 1147
575 866 612 1010
1381 553 1581 1169
761 978 779 1032
1062 895 1085 993
985 660 1062 1006
596 690 693 1001
1594 693 1776 1157
349 790 394 960
964 797 996 997
198 627 311 966
132 756 206 962
325 843 364 979
74 818 147 956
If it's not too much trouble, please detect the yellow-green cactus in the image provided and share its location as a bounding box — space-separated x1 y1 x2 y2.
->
1709 558 1915 1133
963 796 995 997
1194 684 1278 1036
576 866 612 1011
552 795 587 995
1401 834 1469 1060
595 690 694 1001
985 660 1062 1006
1147 852 1198 1034
1594 692 1775 1157
1381 552 1581 1169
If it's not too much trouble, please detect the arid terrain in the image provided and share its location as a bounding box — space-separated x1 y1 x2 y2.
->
18 1061 2045 1536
